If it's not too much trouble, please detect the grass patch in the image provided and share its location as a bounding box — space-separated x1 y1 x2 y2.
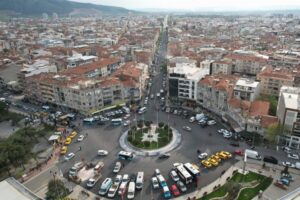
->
200 187 227 200
199 172 273 200
237 177 273 200
232 172 265 183
128 125 172 150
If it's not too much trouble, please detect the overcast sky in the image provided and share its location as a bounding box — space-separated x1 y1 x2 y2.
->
72 0 300 10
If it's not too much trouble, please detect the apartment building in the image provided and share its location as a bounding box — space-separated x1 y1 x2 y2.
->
197 75 238 116
18 59 57 89
277 86 300 149
233 78 260 101
169 63 209 105
211 60 232 75
225 54 268 76
257 66 294 97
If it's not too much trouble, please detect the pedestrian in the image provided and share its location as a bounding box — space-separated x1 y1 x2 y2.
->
122 163 125 168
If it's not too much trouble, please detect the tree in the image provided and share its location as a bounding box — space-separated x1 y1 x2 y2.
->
46 179 69 200
265 123 281 144
258 95 278 116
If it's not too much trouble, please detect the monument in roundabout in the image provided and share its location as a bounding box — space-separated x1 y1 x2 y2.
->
119 120 182 156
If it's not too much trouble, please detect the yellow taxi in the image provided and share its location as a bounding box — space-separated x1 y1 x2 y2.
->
60 146 68 155
207 158 219 166
65 137 72 145
222 151 232 158
216 152 228 159
69 131 77 138
201 160 212 168
211 154 221 162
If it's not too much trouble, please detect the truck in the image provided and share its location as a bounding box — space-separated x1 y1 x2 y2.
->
245 149 262 160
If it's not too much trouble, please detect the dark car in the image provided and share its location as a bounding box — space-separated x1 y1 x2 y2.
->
98 121 105 126
158 153 171 159
130 173 136 182
263 156 278 164
230 142 240 147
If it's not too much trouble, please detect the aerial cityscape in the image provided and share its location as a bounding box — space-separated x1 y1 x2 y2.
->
1 0 300 200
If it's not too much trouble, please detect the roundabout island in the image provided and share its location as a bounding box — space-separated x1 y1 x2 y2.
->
119 121 182 156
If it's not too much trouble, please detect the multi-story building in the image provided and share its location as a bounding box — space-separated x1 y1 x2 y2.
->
225 54 268 76
211 60 232 75
197 74 238 116
18 59 57 89
233 78 260 101
277 86 300 149
168 63 209 105
257 66 294 97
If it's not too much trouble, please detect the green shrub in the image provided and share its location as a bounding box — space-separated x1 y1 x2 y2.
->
144 141 150 147
158 122 164 128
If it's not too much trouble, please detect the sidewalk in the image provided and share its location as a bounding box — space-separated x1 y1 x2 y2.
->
21 145 61 183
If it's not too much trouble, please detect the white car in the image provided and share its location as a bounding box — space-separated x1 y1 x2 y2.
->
207 120 216 125
86 178 97 188
64 152 75 161
151 177 159 189
97 150 108 156
283 147 292 153
170 170 180 182
288 153 299 160
189 117 195 123
77 135 85 142
107 183 119 198
123 114 130 119
198 153 208 159
123 120 130 127
155 168 161 176
182 126 192 131
282 161 295 168
113 162 122 173
114 175 122 185
217 129 226 134
173 162 183 169
223 132 232 138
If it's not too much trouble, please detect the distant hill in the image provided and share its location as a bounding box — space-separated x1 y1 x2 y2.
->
0 0 131 16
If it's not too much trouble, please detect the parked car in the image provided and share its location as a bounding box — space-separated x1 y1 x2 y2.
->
171 184 180 197
207 120 216 125
86 178 97 188
170 170 180 182
113 162 122 173
176 181 187 193
189 117 195 123
97 150 108 156
282 146 291 153
155 168 161 176
288 153 299 160
282 161 295 168
123 120 131 127
151 177 159 189
234 149 244 156
263 156 278 164
60 146 68 155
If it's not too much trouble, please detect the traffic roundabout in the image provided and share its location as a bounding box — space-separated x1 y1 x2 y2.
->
119 121 182 156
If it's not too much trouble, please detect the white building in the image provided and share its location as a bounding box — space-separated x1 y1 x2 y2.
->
168 63 209 104
277 86 300 149
233 78 260 101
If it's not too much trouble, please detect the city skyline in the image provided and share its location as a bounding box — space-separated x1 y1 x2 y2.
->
72 0 300 10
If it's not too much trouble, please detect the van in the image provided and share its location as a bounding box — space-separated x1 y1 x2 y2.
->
127 181 135 199
136 172 144 190
98 178 113 196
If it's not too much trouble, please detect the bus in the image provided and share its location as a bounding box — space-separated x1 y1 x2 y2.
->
138 107 147 114
111 118 122 126
118 151 134 160
184 163 200 180
176 165 192 184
